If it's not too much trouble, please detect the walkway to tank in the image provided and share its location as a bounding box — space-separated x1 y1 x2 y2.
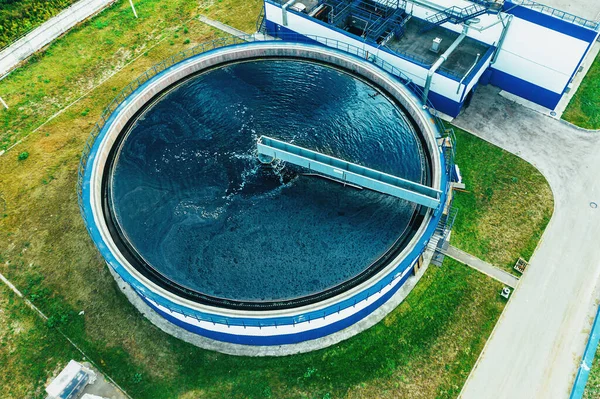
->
444 245 519 288
454 84 600 399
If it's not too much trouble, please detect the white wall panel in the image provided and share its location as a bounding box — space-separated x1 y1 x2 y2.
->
492 16 589 93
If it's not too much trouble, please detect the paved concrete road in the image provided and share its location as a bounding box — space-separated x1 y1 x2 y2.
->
0 0 116 78
455 85 600 399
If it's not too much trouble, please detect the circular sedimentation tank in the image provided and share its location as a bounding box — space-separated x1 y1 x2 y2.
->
80 40 448 355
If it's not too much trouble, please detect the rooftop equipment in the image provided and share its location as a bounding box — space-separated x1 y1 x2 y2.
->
431 37 442 53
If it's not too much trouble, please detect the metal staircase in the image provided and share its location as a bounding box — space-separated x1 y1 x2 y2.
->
428 205 458 266
368 7 407 42
420 1 503 33
256 7 266 34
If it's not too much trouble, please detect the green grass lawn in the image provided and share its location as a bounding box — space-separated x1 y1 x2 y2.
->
0 283 80 399
563 53 600 130
0 0 261 151
449 127 554 274
584 345 600 399
0 252 504 399
0 0 79 49
0 0 555 397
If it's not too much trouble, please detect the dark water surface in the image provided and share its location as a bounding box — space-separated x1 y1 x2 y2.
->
110 60 424 302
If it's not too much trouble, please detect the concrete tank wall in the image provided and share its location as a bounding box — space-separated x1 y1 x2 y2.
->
81 41 448 354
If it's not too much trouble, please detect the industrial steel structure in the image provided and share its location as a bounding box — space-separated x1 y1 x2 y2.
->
260 0 600 116
256 135 442 209
78 37 455 354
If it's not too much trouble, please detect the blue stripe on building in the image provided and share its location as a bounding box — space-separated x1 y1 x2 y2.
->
503 2 599 43
486 67 563 109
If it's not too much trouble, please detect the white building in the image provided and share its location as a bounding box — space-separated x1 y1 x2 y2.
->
261 0 599 117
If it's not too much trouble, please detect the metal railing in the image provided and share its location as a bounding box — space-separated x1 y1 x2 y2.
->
77 32 455 327
509 0 600 31
256 6 266 33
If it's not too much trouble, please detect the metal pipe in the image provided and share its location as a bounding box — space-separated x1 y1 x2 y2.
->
465 16 505 32
409 0 506 33
422 25 468 104
456 52 480 94
491 14 513 64
282 0 297 26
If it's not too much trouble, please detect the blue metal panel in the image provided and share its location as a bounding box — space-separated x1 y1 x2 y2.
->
424 90 464 117
140 266 415 345
570 303 600 399
257 136 441 209
488 67 563 109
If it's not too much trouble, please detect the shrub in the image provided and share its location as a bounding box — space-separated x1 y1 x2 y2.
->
18 151 29 161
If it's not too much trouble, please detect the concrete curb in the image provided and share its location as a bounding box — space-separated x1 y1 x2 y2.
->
0 0 117 79
559 118 600 133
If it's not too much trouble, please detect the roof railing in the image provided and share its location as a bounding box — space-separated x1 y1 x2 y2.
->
508 0 600 31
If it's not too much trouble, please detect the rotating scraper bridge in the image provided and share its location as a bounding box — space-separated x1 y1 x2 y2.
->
77 34 454 355
256 135 442 209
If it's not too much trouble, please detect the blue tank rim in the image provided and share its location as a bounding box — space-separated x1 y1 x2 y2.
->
79 38 451 330
100 56 433 311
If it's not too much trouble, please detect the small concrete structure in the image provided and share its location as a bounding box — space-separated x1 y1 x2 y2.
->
46 360 96 399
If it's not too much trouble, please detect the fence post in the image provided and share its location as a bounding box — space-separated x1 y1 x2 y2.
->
128 0 138 18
